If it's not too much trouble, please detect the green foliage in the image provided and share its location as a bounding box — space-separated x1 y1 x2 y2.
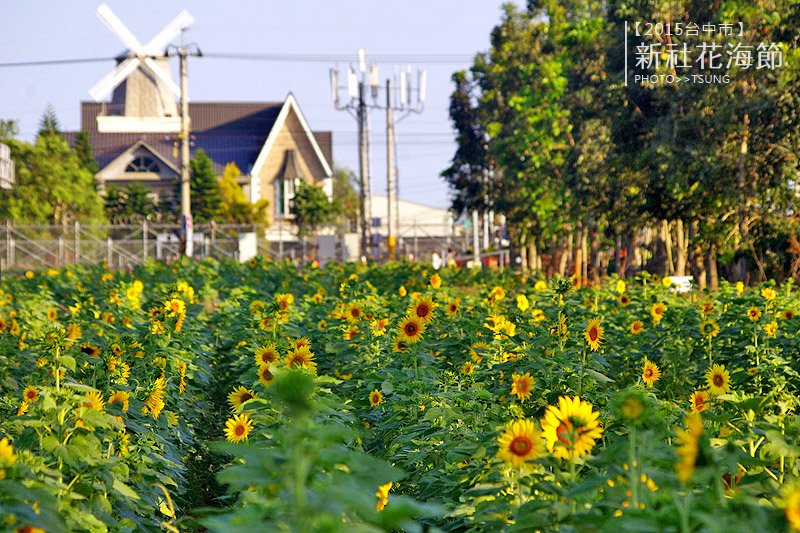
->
332 167 359 232
73 131 99 175
104 183 157 223
37 104 61 137
218 162 270 225
446 1 800 282
0 134 106 224
188 149 223 223
0 119 19 139
290 181 335 237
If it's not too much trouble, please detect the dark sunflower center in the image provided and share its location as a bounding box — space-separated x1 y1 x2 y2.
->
416 305 430 318
235 425 245 436
261 369 273 380
516 380 529 393
644 368 653 378
509 435 532 456
404 323 418 336
241 393 253 402
713 374 724 387
589 328 599 342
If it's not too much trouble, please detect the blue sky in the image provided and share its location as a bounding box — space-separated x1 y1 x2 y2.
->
0 1 510 208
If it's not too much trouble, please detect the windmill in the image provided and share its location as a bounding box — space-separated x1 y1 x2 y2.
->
90 4 194 132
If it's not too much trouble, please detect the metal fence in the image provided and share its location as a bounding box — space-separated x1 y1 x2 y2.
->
0 222 283 271
1 221 476 271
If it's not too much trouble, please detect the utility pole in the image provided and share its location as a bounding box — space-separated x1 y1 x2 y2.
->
179 47 193 257
386 79 395 260
357 79 371 258
169 42 201 258
330 53 425 262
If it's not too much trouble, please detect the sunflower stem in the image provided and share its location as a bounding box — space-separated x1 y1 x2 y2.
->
629 428 639 508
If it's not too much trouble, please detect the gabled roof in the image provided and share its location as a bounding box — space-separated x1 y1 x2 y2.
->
251 93 333 179
98 140 179 179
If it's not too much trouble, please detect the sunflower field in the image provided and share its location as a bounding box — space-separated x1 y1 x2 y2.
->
1 259 800 532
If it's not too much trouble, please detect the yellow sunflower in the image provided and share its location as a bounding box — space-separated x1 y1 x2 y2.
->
764 321 778 337
700 302 714 316
108 390 130 412
275 293 294 312
584 319 604 351
642 359 661 387
747 307 761 321
675 413 703 483
445 298 461 317
257 364 276 386
541 396 603 460
397 315 425 344
531 308 546 324
83 390 105 412
700 320 720 339
782 482 800 532
689 390 709 413
761 287 776 301
618 294 631 306
650 302 667 324
224 412 254 443
496 418 545 468
430 273 442 289
227 386 256 410
254 344 280 366
392 337 410 353
783 309 795 320
511 373 534 403
736 281 744 294
46 307 58 321
516 294 530 312
285 347 317 372
615 279 626 294
0 437 17 465
629 320 644 335
369 389 384 406
534 280 547 291
375 481 393 511
410 297 436 323
461 361 475 374
345 302 363 322
705 364 731 396
22 385 38 403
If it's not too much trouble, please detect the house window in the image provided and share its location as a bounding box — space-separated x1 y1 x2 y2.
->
275 177 297 217
126 156 160 173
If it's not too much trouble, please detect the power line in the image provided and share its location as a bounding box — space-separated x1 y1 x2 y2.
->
0 51 473 69
0 57 113 68
203 52 471 64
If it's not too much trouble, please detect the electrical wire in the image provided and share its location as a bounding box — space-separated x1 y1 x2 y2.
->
0 51 473 69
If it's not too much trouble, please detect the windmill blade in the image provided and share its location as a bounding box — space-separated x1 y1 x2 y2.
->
141 57 181 97
144 9 195 55
96 3 143 54
89 57 140 101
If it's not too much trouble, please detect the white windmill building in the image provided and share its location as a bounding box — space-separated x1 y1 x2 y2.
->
89 4 194 133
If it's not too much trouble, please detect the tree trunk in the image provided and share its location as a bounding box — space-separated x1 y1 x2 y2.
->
581 225 589 283
708 244 719 290
614 233 622 276
675 219 687 276
520 243 528 273
574 225 583 282
689 221 706 289
736 107 750 281
661 220 674 275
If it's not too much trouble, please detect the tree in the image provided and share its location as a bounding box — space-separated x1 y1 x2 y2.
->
219 162 270 224
188 149 222 223
291 181 335 238
0 135 105 224
0 119 19 140
441 70 490 216
74 131 99 175
38 104 61 137
331 167 359 232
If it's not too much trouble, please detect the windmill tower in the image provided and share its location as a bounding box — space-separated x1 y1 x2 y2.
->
89 4 194 133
